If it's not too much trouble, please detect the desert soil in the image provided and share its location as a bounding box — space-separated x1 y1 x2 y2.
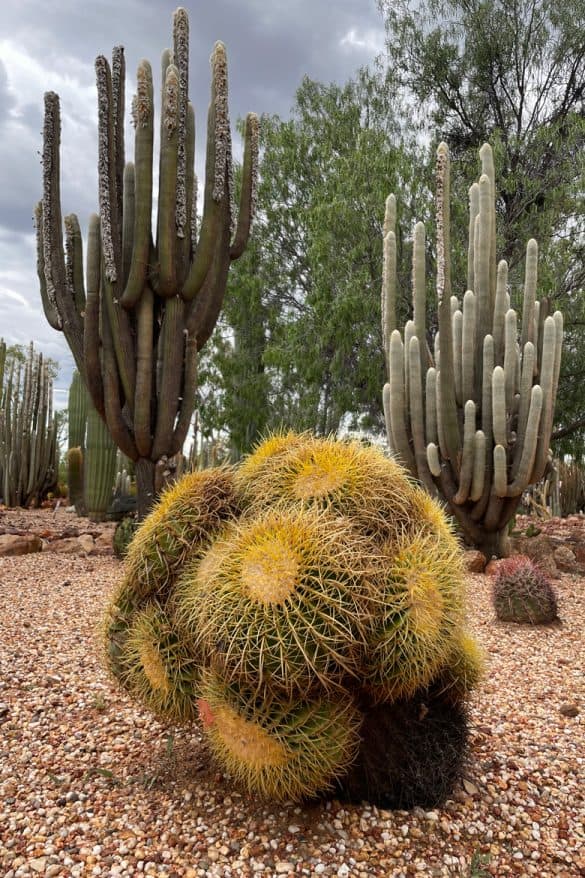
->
0 508 583 877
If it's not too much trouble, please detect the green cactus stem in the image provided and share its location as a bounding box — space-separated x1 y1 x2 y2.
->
36 8 259 519
382 143 563 558
84 407 118 522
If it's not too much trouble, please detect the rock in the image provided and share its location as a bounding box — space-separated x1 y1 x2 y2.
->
464 550 487 573
559 703 579 718
46 534 95 555
29 858 46 874
553 545 577 572
0 534 43 556
509 534 559 577
485 559 504 576
91 532 114 556
108 495 137 520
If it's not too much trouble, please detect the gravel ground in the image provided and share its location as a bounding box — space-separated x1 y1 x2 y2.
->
0 511 583 877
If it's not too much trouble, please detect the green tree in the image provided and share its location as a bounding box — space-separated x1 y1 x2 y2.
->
378 0 585 453
221 67 425 439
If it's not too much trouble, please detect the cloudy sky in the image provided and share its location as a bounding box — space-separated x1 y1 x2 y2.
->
0 0 384 407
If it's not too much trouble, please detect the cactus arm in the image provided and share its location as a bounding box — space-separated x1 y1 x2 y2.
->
492 366 507 447
469 430 486 502
408 336 435 492
96 56 136 407
186 195 232 348
171 332 198 453
467 182 479 293
493 444 507 498
34 202 62 331
425 367 438 445
412 221 426 375
121 162 135 286
134 285 154 458
182 42 231 302
64 214 86 315
41 93 86 369
173 8 189 244
426 442 441 476
475 174 492 390
382 382 395 454
388 330 416 474
157 63 180 298
382 230 397 361
101 296 138 461
507 384 542 496
503 309 517 411
177 101 195 283
479 143 496 305
230 112 260 260
461 290 475 404
453 400 476 504
520 240 538 353
83 214 105 418
121 60 154 308
492 260 508 366
453 308 462 406
435 143 460 469
111 45 125 238
151 295 185 460
513 341 535 471
532 315 561 481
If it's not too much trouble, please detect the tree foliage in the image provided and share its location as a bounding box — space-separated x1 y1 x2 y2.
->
200 67 427 451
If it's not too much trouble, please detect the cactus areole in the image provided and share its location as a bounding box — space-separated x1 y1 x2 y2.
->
382 143 563 559
36 8 259 518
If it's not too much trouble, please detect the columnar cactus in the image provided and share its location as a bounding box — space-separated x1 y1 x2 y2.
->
382 143 563 558
84 407 118 522
67 369 88 511
36 8 259 518
0 341 58 507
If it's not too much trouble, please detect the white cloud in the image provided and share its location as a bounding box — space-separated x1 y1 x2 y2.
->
340 27 384 54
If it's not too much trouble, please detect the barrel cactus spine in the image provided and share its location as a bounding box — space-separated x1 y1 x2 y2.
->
36 7 259 519
382 142 563 558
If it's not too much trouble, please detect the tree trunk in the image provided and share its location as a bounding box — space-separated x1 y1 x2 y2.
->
135 458 156 521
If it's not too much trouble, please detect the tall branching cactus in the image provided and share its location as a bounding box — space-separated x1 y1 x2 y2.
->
0 342 58 507
382 143 563 558
35 8 259 518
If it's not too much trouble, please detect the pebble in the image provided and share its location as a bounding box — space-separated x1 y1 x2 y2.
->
0 510 583 878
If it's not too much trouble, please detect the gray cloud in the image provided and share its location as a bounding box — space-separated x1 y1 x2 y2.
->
0 0 384 403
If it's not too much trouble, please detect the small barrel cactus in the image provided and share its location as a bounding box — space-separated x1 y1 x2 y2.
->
492 555 559 624
103 432 483 805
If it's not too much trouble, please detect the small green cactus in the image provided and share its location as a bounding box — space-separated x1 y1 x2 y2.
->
113 515 138 559
492 555 559 624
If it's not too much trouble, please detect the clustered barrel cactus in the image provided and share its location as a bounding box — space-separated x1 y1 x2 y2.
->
104 433 482 806
382 143 563 559
0 340 58 507
36 7 259 518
